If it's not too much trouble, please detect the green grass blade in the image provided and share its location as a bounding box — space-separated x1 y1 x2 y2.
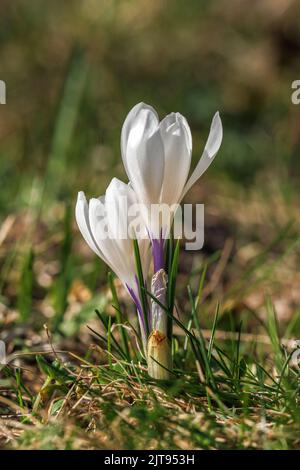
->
107 315 112 368
132 238 149 337
188 286 217 390
167 239 180 340
266 298 283 372
208 302 220 361
108 272 130 359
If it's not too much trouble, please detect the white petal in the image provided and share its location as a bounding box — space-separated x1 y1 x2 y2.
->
161 112 192 153
75 191 107 261
88 198 128 281
181 114 192 153
181 112 222 200
159 112 192 206
104 178 151 282
105 178 134 240
121 102 159 175
121 103 165 206
128 132 165 205
76 182 151 312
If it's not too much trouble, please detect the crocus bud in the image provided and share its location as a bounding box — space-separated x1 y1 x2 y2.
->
151 268 168 333
147 330 172 380
147 268 172 379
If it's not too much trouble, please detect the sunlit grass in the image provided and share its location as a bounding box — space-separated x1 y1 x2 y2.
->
1 0 300 450
1 212 300 449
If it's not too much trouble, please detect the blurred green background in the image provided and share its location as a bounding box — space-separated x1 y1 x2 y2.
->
0 0 300 332
1 1 300 449
1 0 300 213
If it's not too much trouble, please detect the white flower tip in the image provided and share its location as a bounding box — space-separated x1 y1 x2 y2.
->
205 111 223 159
109 176 120 187
107 177 129 198
131 101 156 115
76 192 88 215
77 191 86 201
89 196 100 208
212 111 222 129
213 110 222 128
131 101 145 112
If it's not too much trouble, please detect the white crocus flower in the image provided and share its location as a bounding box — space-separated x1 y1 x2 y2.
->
121 102 222 379
75 177 151 349
121 102 223 271
76 103 223 380
122 102 222 207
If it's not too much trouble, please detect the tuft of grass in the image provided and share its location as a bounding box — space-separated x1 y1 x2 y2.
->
2 290 300 450
108 271 130 360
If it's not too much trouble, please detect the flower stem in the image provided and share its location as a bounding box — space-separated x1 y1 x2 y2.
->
147 268 173 379
147 330 172 380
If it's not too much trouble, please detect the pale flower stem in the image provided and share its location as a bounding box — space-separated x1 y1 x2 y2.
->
147 330 172 380
151 269 168 334
147 268 172 379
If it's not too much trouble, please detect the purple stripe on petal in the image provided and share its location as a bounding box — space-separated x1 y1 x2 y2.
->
134 274 151 328
147 227 165 273
152 235 165 273
126 284 147 339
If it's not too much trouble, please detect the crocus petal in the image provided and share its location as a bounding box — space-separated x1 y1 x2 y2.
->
159 112 192 206
106 179 151 281
88 196 134 288
105 178 150 274
121 102 165 206
180 112 222 200
86 179 151 293
75 191 107 262
121 102 159 172
105 177 135 240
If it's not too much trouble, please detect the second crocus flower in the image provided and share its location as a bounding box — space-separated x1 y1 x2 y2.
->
75 177 151 351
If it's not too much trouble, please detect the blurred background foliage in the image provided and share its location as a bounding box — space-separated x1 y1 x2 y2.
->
1 0 300 211
1 1 300 450
0 0 300 333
